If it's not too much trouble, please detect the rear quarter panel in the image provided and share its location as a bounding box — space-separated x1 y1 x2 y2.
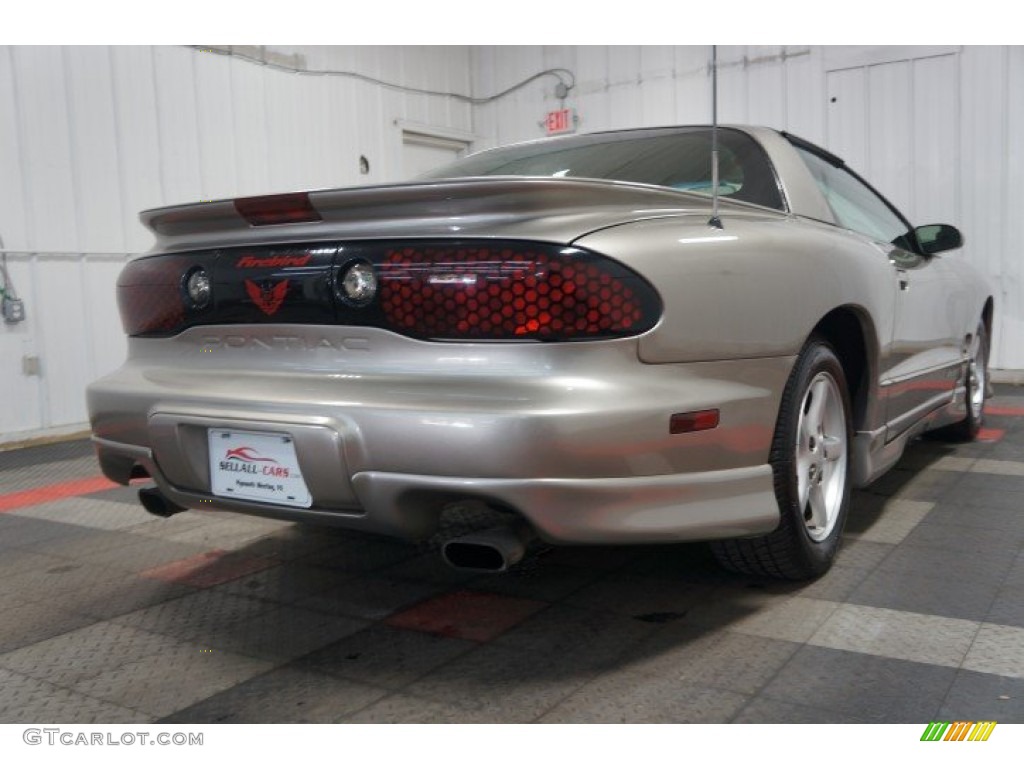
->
576 212 898 429
577 213 896 360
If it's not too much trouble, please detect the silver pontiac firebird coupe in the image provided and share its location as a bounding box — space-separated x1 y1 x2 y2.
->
87 125 992 580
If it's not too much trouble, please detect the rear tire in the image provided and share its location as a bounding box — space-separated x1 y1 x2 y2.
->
711 336 853 580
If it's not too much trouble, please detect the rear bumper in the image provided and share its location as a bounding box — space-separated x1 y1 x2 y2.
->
93 434 778 543
88 326 791 544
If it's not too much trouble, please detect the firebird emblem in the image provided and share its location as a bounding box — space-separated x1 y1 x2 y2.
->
244 279 289 316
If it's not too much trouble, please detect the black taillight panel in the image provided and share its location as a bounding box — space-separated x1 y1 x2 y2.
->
118 240 663 342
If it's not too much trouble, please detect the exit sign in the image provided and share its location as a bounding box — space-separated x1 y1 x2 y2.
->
545 108 576 135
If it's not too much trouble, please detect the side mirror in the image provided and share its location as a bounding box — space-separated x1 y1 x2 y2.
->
916 224 963 255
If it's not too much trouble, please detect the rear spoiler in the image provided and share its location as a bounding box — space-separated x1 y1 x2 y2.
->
138 177 714 253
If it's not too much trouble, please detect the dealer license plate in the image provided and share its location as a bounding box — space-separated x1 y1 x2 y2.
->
208 430 312 508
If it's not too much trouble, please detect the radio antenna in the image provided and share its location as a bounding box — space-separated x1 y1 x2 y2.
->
709 45 723 229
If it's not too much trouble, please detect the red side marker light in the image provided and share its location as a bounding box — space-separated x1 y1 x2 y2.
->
670 409 720 434
234 193 322 226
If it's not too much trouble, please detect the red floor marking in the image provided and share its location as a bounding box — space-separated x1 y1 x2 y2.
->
0 475 118 514
984 405 1024 417
386 589 547 643
977 427 1005 442
139 550 280 588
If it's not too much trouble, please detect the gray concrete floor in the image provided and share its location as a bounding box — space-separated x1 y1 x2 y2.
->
1 389 1023 723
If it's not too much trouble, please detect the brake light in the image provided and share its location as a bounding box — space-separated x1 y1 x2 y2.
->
234 193 322 226
376 244 659 341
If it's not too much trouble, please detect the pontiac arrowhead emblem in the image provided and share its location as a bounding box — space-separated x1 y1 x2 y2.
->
245 278 289 316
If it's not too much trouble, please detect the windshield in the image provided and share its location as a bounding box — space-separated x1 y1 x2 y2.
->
423 127 785 211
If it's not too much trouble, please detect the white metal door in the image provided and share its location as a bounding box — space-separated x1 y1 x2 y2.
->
401 132 468 179
826 54 958 226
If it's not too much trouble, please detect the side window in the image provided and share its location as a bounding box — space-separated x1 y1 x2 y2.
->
794 146 911 246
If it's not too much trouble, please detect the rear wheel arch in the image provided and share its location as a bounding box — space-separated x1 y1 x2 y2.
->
807 306 878 434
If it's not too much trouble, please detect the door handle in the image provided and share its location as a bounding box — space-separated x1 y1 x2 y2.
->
896 269 910 292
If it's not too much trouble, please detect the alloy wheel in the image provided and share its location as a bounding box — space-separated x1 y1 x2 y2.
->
795 371 848 542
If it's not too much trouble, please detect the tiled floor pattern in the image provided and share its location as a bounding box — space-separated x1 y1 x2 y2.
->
1 390 1023 723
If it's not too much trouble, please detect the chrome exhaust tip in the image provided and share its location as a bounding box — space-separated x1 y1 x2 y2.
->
138 487 186 518
442 523 533 572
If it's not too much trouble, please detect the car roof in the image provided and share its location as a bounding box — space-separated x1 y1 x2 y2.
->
458 125 837 223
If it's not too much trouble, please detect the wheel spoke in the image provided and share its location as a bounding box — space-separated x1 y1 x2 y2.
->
805 378 828 432
808 483 828 531
796 458 810 511
799 417 813 449
822 435 843 462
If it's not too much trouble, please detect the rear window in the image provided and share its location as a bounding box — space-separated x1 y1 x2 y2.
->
423 127 785 211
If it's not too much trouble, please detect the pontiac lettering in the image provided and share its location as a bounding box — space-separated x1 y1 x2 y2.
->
199 335 370 352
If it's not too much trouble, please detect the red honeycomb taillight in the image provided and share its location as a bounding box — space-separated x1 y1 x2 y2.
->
376 244 660 341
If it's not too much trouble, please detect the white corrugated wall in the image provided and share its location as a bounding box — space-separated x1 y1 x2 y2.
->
2 45 1022 443
1 45 473 255
472 45 1024 377
0 45 472 442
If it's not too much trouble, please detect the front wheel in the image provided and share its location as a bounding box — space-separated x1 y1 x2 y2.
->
712 337 853 580
933 321 988 442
